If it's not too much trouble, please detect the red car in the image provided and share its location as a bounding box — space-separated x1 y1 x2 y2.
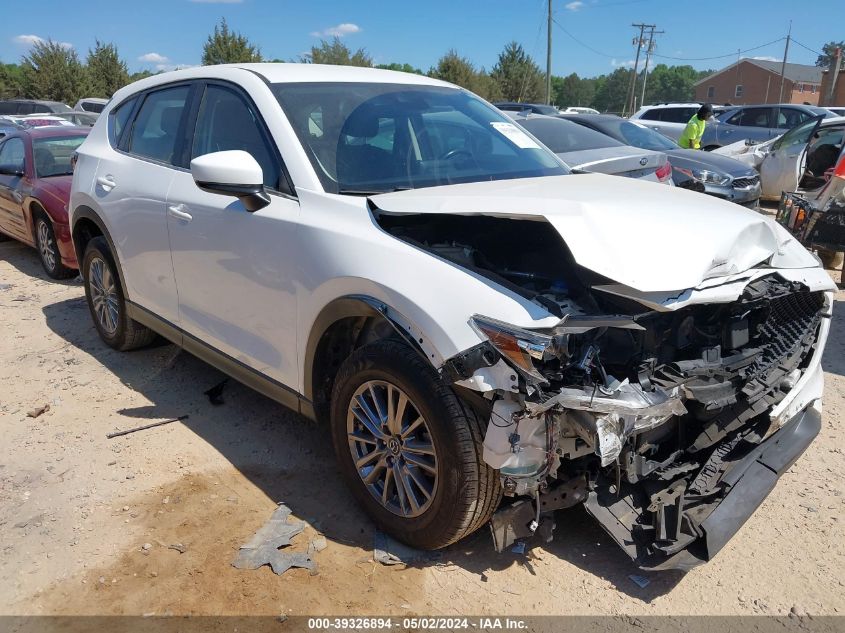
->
0 126 89 278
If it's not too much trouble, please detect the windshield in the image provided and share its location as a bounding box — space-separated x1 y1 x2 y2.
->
33 135 86 177
272 82 567 194
516 116 622 153
771 116 823 153
598 119 678 151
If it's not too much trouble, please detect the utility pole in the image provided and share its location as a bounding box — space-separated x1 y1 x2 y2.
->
639 25 664 109
546 0 553 105
826 46 841 105
778 21 792 103
625 23 649 116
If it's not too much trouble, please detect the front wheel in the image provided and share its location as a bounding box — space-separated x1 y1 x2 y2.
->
330 339 501 550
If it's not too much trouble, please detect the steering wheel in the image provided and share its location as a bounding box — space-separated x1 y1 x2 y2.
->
439 148 474 162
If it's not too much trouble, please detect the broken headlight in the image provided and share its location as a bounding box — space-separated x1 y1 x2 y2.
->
470 315 560 382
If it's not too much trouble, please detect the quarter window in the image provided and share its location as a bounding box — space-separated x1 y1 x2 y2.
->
190 84 282 191
109 97 137 148
639 109 662 121
127 85 190 165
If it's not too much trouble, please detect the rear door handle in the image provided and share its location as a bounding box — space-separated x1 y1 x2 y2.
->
96 175 116 191
167 204 193 222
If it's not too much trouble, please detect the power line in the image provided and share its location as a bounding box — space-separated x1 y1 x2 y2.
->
552 18 625 59
790 38 824 58
651 37 786 62
552 19 788 65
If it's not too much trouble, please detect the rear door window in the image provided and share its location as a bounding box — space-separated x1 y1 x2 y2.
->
0 137 25 171
728 107 774 128
777 107 813 129
127 85 190 165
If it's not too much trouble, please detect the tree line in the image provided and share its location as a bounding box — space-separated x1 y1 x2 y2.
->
1 19 840 111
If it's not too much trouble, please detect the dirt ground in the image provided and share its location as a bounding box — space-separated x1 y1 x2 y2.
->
1 233 844 619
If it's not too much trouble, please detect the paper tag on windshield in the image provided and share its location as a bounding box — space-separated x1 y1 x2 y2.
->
490 121 541 149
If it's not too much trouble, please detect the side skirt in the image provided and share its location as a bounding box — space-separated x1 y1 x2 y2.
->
126 301 313 419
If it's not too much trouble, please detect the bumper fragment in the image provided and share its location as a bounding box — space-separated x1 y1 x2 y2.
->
584 403 821 571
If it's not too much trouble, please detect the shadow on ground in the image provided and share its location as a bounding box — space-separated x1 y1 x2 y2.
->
40 289 679 602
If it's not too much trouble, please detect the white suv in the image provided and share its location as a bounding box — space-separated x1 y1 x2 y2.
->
70 64 835 570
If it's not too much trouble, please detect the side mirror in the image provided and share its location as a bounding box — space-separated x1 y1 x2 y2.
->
190 150 270 212
0 164 24 177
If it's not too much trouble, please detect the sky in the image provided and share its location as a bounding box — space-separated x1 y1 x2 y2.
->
0 0 843 78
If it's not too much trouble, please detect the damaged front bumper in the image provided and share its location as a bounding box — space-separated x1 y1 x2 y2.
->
586 399 821 570
446 273 833 570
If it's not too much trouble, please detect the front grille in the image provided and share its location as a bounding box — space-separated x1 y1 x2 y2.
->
732 175 759 189
740 287 824 400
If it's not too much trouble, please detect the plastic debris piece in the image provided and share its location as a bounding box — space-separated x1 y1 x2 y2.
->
629 574 651 588
232 504 315 575
511 541 526 554
204 379 229 406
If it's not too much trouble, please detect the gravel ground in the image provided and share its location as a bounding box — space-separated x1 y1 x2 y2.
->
1 236 844 618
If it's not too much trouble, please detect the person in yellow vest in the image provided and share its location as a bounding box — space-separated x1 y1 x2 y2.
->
678 104 713 149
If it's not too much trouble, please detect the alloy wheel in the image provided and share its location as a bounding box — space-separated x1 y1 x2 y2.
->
37 220 56 272
88 257 119 335
346 380 439 518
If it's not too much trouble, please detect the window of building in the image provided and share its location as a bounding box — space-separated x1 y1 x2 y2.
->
707 86 715 99
735 85 744 98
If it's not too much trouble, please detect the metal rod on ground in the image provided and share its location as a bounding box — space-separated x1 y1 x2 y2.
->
106 415 190 439
778 21 792 103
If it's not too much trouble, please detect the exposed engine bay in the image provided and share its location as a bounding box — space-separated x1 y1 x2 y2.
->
376 211 830 569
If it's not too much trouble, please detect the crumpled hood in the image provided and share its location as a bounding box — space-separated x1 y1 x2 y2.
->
370 174 820 292
664 148 758 177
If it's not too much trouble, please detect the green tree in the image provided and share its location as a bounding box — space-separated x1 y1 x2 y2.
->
643 64 700 104
20 40 86 104
490 42 544 102
428 50 500 101
202 18 262 65
816 41 845 69
84 40 129 98
552 72 595 107
0 63 25 99
592 67 630 113
129 69 155 82
377 62 423 75
303 37 372 66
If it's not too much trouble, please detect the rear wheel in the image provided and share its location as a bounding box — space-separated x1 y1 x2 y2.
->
82 236 156 351
330 339 501 549
34 212 74 279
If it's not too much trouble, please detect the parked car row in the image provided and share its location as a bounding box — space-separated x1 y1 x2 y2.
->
0 65 836 573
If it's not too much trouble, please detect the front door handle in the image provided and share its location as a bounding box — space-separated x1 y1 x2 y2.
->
96 175 116 191
167 204 193 222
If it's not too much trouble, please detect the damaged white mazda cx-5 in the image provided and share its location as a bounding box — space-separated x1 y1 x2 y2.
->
70 64 835 570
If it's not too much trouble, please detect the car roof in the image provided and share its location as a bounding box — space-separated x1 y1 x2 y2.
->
5 126 90 140
119 63 453 92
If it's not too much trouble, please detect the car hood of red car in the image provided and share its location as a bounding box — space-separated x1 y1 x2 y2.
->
33 175 73 221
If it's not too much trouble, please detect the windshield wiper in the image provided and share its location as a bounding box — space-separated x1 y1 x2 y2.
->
338 186 412 196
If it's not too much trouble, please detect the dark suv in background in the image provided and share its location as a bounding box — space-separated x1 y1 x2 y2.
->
0 100 72 116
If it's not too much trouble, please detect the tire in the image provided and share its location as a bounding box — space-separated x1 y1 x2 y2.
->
33 211 75 280
82 236 156 351
817 248 844 270
330 339 502 550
